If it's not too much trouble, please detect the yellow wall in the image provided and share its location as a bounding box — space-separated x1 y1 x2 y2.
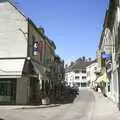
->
97 50 102 70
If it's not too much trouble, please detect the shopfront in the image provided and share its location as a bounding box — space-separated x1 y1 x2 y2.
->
0 79 16 104
0 58 25 104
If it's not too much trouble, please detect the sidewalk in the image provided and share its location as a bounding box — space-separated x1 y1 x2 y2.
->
93 90 120 119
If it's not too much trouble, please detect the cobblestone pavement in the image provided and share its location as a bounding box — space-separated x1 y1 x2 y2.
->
0 88 120 120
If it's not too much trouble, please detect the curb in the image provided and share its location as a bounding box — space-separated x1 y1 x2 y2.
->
14 104 61 110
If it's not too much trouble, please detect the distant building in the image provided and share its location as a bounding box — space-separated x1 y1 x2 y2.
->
86 60 98 88
65 57 92 88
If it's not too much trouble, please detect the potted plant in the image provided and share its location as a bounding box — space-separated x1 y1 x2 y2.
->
41 81 50 105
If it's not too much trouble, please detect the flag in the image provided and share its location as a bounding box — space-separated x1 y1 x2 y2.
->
101 53 112 60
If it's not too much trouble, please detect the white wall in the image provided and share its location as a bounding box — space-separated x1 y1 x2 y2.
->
86 62 98 87
0 1 28 58
65 72 74 87
65 70 88 87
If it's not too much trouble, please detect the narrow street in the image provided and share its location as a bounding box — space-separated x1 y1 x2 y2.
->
0 88 119 120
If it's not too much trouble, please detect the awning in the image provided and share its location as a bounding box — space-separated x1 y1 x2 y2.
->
31 61 45 74
95 73 108 83
31 61 48 80
0 59 25 78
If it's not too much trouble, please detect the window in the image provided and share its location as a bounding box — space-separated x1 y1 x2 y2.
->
32 36 35 47
94 67 97 70
39 41 43 62
75 76 79 79
58 74 62 78
108 82 110 92
82 68 86 73
82 76 86 79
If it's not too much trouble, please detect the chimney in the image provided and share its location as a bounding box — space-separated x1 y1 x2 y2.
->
82 56 85 61
65 64 68 69
70 61 74 66
88 58 91 62
79 57 82 61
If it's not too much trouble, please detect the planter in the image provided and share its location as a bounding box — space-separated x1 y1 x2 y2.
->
41 97 50 105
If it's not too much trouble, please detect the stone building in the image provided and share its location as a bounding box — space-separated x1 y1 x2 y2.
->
0 0 64 105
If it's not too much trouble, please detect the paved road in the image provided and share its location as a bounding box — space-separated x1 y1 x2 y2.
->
0 88 120 120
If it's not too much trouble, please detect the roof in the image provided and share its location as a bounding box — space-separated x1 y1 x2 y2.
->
28 19 56 49
99 28 105 49
86 59 98 68
70 61 92 70
49 40 56 49
91 59 97 64
28 19 45 37
45 36 56 49
65 60 92 72
54 55 60 61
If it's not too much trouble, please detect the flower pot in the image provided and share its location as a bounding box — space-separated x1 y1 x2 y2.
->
42 97 50 105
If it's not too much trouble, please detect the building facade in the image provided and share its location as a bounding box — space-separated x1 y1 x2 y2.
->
0 0 28 104
65 58 91 89
97 0 120 109
86 60 98 88
0 0 64 105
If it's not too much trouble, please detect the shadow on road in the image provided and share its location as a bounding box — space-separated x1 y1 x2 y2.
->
56 86 79 104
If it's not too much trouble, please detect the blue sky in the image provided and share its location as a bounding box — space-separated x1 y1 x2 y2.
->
15 0 108 64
